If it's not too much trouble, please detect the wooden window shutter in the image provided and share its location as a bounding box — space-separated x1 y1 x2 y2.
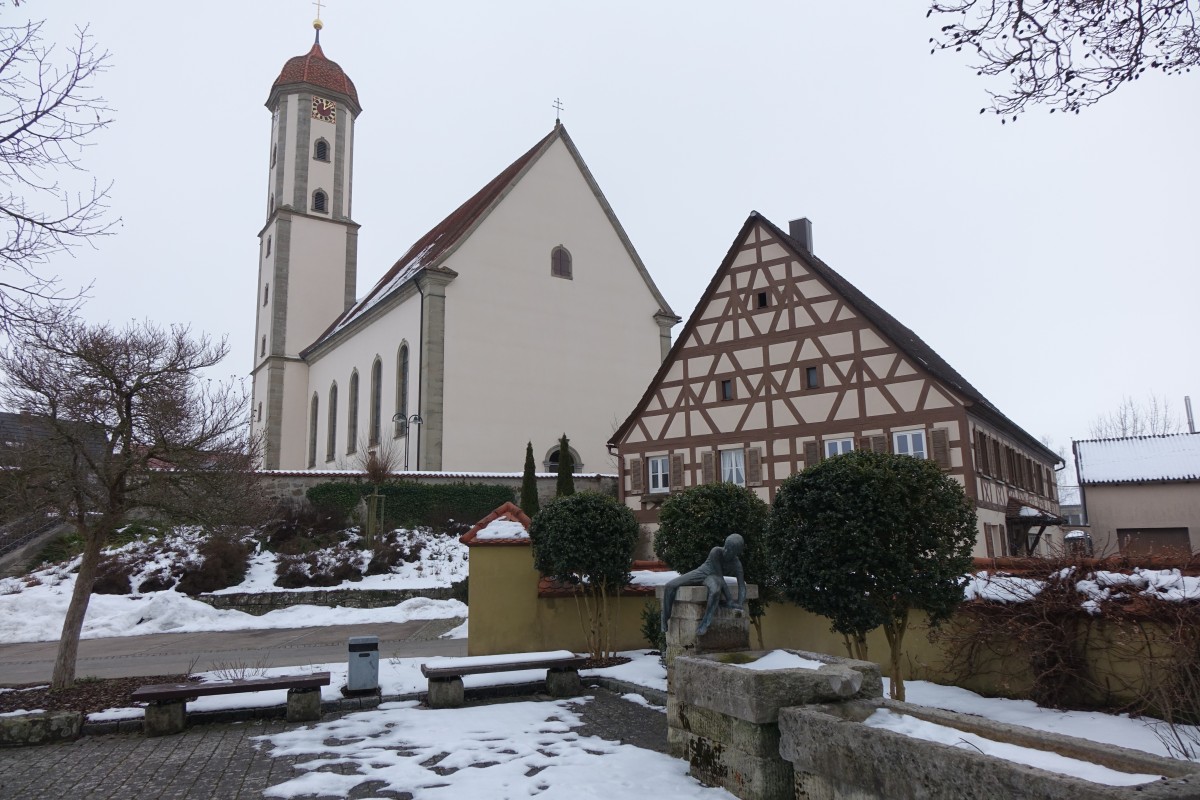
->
931 428 951 469
803 441 820 468
669 454 684 492
870 435 888 453
976 431 989 476
746 447 763 486
701 450 715 484
857 436 871 453
628 457 644 495
983 523 995 558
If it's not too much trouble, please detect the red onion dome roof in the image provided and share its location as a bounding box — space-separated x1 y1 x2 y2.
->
272 42 359 107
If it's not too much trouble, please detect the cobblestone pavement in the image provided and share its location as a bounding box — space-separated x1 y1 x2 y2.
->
0 687 668 799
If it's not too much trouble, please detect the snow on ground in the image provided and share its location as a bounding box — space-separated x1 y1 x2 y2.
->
0 526 467 644
256 698 732 800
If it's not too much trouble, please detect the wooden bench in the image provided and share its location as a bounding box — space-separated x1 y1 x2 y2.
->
131 672 331 736
420 651 587 708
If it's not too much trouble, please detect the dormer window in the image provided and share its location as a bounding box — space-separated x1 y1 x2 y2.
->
551 245 572 279
312 189 328 214
314 138 330 162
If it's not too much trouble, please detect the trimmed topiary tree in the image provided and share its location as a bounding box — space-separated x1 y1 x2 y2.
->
530 491 638 659
520 441 540 517
768 450 977 701
555 433 575 497
653 482 772 645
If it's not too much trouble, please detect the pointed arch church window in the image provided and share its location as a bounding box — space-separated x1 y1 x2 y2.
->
347 370 359 454
551 246 572 279
308 394 319 469
312 190 328 214
369 357 382 446
395 344 409 438
314 138 330 162
327 383 338 462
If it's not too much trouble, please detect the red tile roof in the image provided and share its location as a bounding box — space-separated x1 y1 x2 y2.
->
273 42 359 108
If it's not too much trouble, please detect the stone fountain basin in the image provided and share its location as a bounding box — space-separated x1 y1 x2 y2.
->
673 649 882 724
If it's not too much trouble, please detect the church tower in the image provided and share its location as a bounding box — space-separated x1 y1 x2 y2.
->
251 20 361 469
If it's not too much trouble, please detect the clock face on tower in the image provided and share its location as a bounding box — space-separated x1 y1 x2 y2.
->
311 97 336 124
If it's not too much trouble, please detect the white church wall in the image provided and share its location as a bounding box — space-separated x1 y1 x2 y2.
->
306 296 423 469
280 359 311 469
438 137 664 474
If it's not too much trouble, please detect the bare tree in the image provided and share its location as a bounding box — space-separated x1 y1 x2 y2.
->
0 10 116 332
1089 393 1183 438
928 1 1200 118
0 315 260 689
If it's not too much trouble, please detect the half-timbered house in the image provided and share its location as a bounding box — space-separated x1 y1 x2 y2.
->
609 212 1063 558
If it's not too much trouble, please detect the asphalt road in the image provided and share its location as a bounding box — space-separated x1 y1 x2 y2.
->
0 618 466 684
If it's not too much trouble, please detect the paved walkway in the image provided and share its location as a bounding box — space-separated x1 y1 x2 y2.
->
0 688 668 799
0 619 466 684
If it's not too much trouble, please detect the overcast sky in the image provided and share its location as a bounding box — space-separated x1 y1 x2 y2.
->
31 1 1200 473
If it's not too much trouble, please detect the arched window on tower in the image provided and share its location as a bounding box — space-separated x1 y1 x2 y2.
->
260 335 266 357
308 393 319 469
257 402 262 422
326 383 338 462
266 236 272 257
551 245 572 279
313 138 330 162
269 194 275 216
263 283 269 306
394 343 409 437
312 189 328 214
270 143 277 168
369 357 382 446
347 370 359 454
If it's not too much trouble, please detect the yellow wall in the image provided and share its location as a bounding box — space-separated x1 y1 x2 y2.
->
467 543 1166 707
466 543 651 656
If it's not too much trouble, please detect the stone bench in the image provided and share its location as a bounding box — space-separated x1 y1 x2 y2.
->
131 672 330 736
420 651 587 708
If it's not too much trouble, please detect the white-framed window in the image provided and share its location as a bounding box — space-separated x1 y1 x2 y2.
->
648 456 669 494
720 449 745 486
825 438 853 458
893 429 927 459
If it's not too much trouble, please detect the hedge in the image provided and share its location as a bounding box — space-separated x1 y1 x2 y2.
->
305 481 515 529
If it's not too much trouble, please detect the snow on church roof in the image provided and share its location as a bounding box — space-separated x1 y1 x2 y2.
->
1075 432 1200 485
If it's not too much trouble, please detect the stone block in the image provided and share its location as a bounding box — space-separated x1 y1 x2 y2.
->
144 700 186 737
673 728 795 800
668 699 781 758
286 687 322 722
545 668 581 698
426 677 464 709
0 711 82 746
674 650 880 724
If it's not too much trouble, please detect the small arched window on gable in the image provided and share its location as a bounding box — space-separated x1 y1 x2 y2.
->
314 138 330 162
312 189 328 214
551 245 572 279
308 393 319 469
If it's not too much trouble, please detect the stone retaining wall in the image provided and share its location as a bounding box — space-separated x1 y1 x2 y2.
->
197 587 456 615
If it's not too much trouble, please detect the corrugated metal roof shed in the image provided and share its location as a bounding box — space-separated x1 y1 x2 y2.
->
1075 432 1200 484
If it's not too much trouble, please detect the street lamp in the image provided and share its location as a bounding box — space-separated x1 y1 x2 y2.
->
392 413 423 470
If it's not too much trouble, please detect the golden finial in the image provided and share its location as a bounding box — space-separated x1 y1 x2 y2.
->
313 0 325 30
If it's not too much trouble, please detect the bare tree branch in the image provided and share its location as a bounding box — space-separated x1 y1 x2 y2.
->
928 1 1200 117
0 13 116 332
1089 393 1184 437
